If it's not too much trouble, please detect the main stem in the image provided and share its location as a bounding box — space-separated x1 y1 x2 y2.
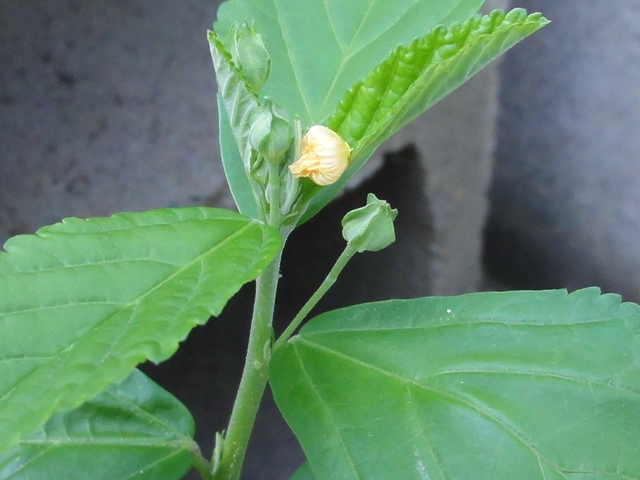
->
212 250 282 480
212 160 284 480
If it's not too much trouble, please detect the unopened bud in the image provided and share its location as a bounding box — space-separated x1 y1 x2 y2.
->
229 22 270 92
289 125 351 186
249 99 293 163
342 194 397 252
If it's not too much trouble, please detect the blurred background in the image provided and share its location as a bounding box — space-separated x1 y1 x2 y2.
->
2 0 639 478
485 1 640 301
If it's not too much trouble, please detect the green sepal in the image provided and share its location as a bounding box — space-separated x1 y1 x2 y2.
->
225 21 271 92
342 193 397 252
249 97 294 164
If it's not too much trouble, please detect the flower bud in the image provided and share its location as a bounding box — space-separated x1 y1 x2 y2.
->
228 22 271 92
342 194 397 252
288 125 351 186
249 99 293 163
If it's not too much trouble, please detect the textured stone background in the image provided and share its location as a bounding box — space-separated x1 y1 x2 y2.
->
0 1 231 240
3 0 639 479
486 0 640 302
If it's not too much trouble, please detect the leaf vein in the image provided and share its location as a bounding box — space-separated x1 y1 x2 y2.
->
271 0 313 121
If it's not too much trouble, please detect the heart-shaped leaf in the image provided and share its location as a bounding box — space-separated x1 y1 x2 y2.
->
0 369 197 480
0 207 280 454
271 288 640 479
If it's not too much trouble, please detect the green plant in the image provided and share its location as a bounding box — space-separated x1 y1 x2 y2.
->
1 1 638 479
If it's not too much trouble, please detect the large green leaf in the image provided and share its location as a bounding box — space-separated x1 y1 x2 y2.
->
302 8 548 222
215 0 484 125
214 0 484 218
271 288 640 479
0 369 197 480
0 207 280 454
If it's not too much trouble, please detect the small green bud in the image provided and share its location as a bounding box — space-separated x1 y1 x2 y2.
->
228 22 271 92
342 193 398 252
249 98 293 164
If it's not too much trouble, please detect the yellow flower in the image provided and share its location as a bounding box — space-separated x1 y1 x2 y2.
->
288 125 351 186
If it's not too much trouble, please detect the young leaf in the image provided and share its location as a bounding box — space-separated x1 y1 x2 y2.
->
0 207 280 454
271 288 640 479
302 9 549 222
210 29 265 218
209 27 261 161
210 28 294 219
218 95 261 219
0 369 197 480
215 0 485 125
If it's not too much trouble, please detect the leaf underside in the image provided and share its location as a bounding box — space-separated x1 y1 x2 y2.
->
210 30 263 219
271 288 640 480
218 94 261 219
0 369 196 480
0 207 280 454
303 8 548 222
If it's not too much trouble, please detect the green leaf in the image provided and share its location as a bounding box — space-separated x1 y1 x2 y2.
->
210 29 265 218
0 369 197 480
271 288 640 479
218 94 261 219
209 27 261 163
215 0 484 126
290 461 315 480
211 27 294 219
0 207 280 454
303 8 549 222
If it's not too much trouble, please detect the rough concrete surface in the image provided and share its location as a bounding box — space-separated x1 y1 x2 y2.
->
486 0 640 302
0 0 230 242
2 1 506 479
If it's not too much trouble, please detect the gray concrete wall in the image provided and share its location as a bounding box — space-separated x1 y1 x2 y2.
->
0 1 234 236
486 0 640 302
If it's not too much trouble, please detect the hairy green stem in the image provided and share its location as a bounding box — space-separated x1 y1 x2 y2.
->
273 243 357 352
211 251 282 480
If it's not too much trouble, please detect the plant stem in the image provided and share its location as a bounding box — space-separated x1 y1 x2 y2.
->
192 443 215 480
211 250 282 480
273 243 357 352
211 151 286 479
